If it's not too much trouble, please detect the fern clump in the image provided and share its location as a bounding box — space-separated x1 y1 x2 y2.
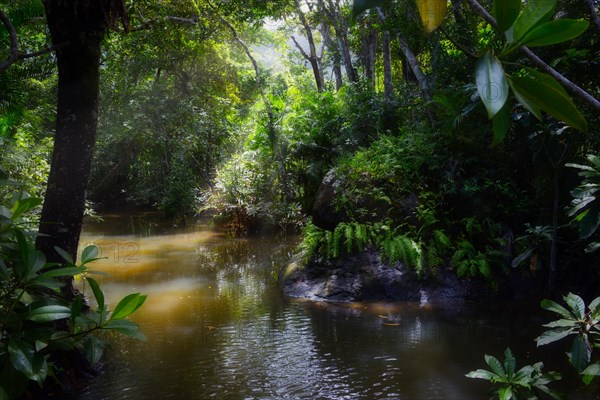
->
298 221 437 277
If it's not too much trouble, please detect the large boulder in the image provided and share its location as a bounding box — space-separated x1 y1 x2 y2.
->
281 250 477 304
311 169 347 230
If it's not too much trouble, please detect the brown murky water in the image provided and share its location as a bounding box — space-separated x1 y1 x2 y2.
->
75 213 595 400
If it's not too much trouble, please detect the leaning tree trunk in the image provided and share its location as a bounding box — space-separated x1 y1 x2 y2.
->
36 1 107 269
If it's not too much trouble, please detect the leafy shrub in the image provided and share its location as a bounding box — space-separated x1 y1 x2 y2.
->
567 154 600 252
466 348 562 400
0 195 146 399
536 293 600 384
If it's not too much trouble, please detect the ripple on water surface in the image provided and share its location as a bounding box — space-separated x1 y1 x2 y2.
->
76 214 590 400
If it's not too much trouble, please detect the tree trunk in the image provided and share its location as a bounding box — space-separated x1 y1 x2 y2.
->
36 1 106 268
323 0 358 83
376 7 393 103
360 19 377 85
294 0 324 92
319 22 343 90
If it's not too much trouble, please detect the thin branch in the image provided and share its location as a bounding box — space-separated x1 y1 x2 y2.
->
18 42 68 60
439 27 478 59
291 36 311 61
583 0 600 32
0 10 20 73
465 0 600 112
164 16 199 25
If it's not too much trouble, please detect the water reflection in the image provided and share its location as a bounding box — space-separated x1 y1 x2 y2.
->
76 214 590 400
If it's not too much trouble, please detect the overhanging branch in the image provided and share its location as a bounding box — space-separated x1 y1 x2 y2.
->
0 10 20 73
465 0 600 113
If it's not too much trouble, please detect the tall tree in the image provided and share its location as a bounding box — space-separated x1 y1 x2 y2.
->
36 0 128 270
292 0 325 92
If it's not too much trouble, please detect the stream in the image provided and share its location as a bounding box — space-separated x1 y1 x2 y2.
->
74 212 590 400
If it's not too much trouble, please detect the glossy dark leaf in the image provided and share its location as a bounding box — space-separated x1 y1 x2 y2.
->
476 51 509 118
521 19 589 47
53 246 73 264
494 0 521 33
570 334 592 373
26 305 72 323
541 299 573 319
564 292 586 320
87 278 105 312
512 0 556 43
536 328 575 346
110 293 146 320
579 207 600 239
83 335 104 366
508 74 588 132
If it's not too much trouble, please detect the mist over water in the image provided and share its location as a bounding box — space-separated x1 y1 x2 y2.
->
75 213 587 400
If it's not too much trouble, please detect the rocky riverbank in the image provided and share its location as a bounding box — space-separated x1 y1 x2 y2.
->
280 249 537 305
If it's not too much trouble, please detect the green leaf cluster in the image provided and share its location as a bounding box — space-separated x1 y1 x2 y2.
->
476 0 589 144
466 348 562 400
536 292 600 384
567 155 600 250
0 194 146 399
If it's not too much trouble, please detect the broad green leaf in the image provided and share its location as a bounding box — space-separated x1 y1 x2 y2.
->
15 289 33 306
8 339 34 378
508 75 588 133
579 208 600 239
110 293 146 320
26 305 72 323
0 386 8 400
352 0 383 17
105 319 147 341
503 348 516 378
29 353 47 384
492 97 512 146
485 354 505 376
26 251 46 277
511 248 534 268
498 386 514 400
81 245 99 264
34 341 47 352
465 369 497 380
521 19 589 47
542 319 576 328
38 266 86 279
10 197 42 221
570 334 592 373
87 278 105 312
53 246 73 264
536 328 575 346
476 51 509 118
494 0 521 33
585 241 600 253
83 335 104 366
588 296 600 322
508 77 542 119
564 292 586 319
582 362 600 376
541 299 574 319
512 0 556 43
582 362 600 385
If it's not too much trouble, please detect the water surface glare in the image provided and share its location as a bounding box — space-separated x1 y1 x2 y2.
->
75 213 584 400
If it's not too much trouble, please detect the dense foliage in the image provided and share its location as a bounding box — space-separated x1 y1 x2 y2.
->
2 0 600 397
0 193 145 399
